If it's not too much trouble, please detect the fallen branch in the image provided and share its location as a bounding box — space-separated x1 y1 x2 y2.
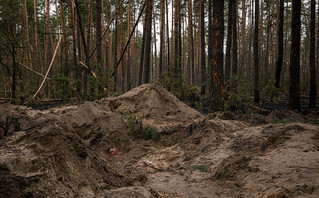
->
32 36 62 99
18 62 51 80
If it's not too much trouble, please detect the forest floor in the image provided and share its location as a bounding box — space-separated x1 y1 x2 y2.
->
0 83 319 198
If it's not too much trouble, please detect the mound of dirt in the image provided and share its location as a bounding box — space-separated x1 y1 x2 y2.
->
100 84 203 132
0 84 319 198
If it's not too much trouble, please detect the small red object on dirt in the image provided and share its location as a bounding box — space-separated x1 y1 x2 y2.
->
108 146 117 156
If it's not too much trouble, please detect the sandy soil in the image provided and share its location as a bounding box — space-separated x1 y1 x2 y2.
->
0 83 318 198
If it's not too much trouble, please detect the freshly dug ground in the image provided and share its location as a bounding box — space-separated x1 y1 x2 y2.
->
0 84 319 198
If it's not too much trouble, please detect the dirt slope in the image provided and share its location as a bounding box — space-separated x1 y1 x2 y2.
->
0 84 318 198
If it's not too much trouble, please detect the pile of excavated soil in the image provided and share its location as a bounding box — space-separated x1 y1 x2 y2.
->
0 83 319 198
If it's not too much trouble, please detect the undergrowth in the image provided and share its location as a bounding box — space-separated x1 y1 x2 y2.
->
123 115 160 141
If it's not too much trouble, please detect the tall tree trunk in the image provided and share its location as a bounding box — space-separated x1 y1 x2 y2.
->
254 0 260 104
159 0 165 77
225 0 233 83
166 0 170 69
152 4 157 81
139 0 149 85
143 0 153 84
120 0 125 92
33 0 39 74
289 0 301 110
45 0 51 97
309 0 316 108
240 0 246 77
211 0 224 111
75 0 90 99
265 0 271 85
126 0 132 91
188 0 195 85
60 0 68 75
68 0 79 93
275 0 284 88
24 0 33 72
114 0 119 91
96 0 102 64
208 0 213 88
232 0 238 76
174 0 182 84
200 0 206 94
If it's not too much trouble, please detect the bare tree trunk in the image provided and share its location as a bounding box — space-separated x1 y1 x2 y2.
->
96 0 102 64
225 0 233 83
126 0 132 91
152 4 157 81
275 0 284 88
139 0 149 85
45 0 51 97
309 0 316 108
188 0 195 85
208 0 213 88
232 0 238 76
114 0 119 91
74 0 90 99
60 0 68 75
24 0 33 72
166 0 170 69
159 0 165 77
174 0 182 83
240 0 246 77
68 0 79 92
143 0 153 84
211 0 224 111
200 0 206 94
254 0 260 104
289 0 301 110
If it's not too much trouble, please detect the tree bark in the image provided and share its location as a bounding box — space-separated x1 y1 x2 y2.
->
166 0 170 70
200 0 206 94
96 0 102 64
45 0 51 96
275 0 284 88
211 0 224 111
139 0 149 85
143 0 153 84
289 0 301 110
174 0 182 83
188 0 195 85
208 0 213 88
114 0 119 91
159 0 165 77
232 0 238 76
126 0 132 91
225 0 233 83
254 0 260 104
309 0 316 108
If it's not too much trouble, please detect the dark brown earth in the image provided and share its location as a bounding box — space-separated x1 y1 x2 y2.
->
0 84 319 198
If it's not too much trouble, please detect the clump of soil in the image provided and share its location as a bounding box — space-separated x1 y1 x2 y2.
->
0 83 319 198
